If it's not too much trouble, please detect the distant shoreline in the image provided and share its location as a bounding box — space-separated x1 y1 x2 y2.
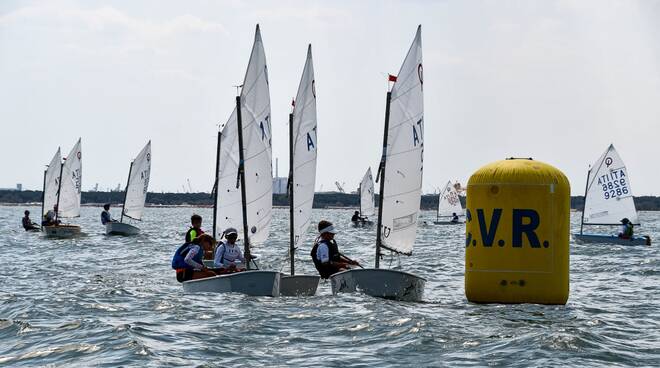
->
3 190 660 210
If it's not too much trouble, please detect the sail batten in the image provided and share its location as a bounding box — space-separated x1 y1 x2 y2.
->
122 142 151 221
58 139 82 219
379 26 424 256
215 25 273 244
291 44 318 249
583 144 638 225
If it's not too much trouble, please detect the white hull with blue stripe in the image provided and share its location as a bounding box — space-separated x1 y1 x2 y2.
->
573 233 651 246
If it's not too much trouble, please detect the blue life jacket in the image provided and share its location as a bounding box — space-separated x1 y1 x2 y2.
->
171 243 202 270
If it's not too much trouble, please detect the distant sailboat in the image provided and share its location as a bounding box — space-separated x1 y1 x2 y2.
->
330 26 426 301
434 181 464 225
280 44 321 296
44 138 82 238
353 168 375 226
106 141 152 236
574 144 651 245
183 25 280 296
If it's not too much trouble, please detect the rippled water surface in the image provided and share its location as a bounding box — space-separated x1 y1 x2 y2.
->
0 206 658 367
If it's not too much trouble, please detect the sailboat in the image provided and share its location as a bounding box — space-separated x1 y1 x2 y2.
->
433 181 464 224
44 138 82 238
183 25 280 296
106 141 151 236
353 168 375 226
330 26 426 302
279 44 322 297
574 144 651 246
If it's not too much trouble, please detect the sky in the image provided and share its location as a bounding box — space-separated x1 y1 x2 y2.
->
1 0 659 195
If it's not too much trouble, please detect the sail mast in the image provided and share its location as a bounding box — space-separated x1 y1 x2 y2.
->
579 167 590 235
120 161 133 223
375 91 392 269
235 95 252 269
288 112 295 275
212 131 222 239
358 182 362 218
54 162 64 223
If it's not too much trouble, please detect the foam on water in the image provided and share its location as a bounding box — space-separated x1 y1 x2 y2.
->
0 206 659 367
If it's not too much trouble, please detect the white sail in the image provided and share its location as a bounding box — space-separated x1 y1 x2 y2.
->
583 144 638 225
380 26 423 255
43 148 62 216
437 181 463 218
215 25 272 244
58 138 82 218
122 141 151 221
360 167 375 218
291 44 318 249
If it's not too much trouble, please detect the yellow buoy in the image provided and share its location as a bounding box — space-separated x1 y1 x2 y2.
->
465 158 570 304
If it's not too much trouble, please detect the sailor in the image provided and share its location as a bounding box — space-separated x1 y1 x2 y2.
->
618 218 634 239
185 214 205 243
351 211 362 222
311 220 359 278
42 205 60 226
450 212 460 223
101 204 117 225
213 227 246 270
22 210 39 231
171 234 217 282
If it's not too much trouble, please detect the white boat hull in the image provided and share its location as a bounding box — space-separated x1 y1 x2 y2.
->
44 225 81 238
330 268 425 302
573 233 651 246
279 274 320 296
182 270 280 296
105 222 140 236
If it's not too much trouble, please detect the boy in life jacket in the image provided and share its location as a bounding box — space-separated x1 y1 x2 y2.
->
172 234 217 282
310 220 359 279
213 227 246 272
618 218 634 239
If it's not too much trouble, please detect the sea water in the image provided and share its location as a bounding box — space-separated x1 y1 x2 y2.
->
0 206 658 367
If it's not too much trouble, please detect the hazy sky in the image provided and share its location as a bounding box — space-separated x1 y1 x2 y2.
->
1 0 659 195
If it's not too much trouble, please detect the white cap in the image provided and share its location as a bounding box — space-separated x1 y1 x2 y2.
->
319 224 338 234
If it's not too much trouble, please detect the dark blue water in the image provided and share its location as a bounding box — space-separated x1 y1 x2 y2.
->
0 206 658 367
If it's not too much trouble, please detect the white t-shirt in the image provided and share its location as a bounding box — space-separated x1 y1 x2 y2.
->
316 242 330 263
214 241 245 267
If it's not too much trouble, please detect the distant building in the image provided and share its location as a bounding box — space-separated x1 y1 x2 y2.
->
16 183 22 191
0 183 22 191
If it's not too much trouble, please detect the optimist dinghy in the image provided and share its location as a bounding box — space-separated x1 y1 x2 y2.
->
182 25 279 296
106 141 151 236
330 26 426 302
352 168 375 227
279 45 321 296
433 181 464 225
43 139 83 238
573 144 651 246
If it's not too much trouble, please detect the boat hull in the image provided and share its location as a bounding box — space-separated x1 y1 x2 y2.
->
279 274 320 296
44 225 81 238
351 220 374 227
182 270 280 296
573 233 651 246
105 222 140 236
330 268 425 302
433 221 463 225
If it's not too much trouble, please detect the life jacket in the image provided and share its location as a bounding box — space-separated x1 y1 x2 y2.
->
624 223 634 237
185 227 204 243
171 243 202 270
310 239 340 278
